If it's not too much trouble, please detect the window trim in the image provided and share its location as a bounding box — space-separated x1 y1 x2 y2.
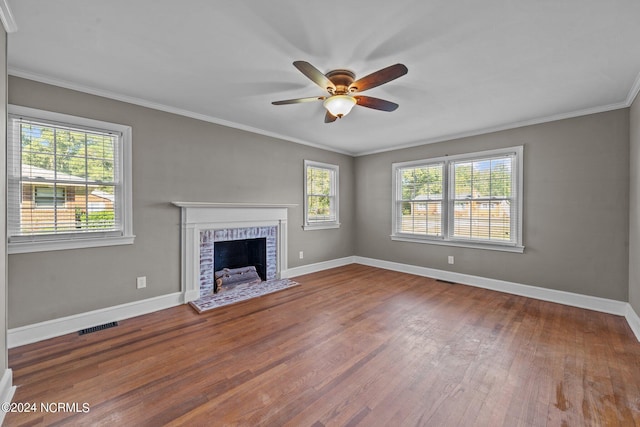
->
391 146 524 253
7 105 134 254
303 160 340 231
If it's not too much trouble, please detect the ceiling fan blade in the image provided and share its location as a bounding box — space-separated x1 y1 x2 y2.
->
349 63 408 93
355 96 399 112
293 61 336 93
272 96 325 105
324 111 337 123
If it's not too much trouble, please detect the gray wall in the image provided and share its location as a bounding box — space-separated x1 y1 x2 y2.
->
355 110 630 301
630 96 640 313
7 76 355 328
6 75 634 329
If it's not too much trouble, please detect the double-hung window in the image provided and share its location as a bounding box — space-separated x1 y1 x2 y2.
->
303 160 340 230
7 105 134 254
392 146 523 252
395 162 445 237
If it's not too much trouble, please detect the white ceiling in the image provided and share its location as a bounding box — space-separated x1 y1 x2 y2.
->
6 0 640 156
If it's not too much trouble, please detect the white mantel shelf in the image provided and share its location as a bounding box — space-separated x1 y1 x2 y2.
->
171 202 298 209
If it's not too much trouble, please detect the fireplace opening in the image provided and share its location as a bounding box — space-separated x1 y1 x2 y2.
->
214 237 267 283
200 226 278 297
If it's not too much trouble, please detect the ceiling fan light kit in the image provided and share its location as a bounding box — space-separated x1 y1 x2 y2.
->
272 61 408 123
323 95 357 118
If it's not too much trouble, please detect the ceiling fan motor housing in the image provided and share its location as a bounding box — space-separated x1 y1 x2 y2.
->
325 69 356 94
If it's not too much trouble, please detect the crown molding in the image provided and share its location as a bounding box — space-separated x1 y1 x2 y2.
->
626 70 640 107
7 67 354 156
0 0 17 33
8 66 637 158
355 100 629 156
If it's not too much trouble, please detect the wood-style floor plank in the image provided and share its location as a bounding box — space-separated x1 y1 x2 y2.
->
5 264 640 426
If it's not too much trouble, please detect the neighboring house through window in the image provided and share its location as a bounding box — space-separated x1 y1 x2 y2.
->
392 146 524 252
34 186 66 208
7 105 134 253
303 160 340 230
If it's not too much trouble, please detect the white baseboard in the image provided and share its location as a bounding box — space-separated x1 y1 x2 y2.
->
0 369 15 426
10 255 354 348
625 304 640 341
282 256 355 278
289 256 634 333
9 257 639 347
8 292 183 348
353 256 629 316
184 289 200 303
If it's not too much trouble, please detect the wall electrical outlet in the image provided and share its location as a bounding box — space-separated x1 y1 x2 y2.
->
448 256 454 265
299 251 304 259
136 276 147 289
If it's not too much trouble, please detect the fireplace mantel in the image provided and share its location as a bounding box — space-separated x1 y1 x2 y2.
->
172 201 296 302
172 202 297 209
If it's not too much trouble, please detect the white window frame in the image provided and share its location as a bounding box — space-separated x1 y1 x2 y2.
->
303 160 340 230
391 146 524 253
7 105 134 254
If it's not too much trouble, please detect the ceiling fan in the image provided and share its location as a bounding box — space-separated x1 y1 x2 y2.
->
272 61 408 123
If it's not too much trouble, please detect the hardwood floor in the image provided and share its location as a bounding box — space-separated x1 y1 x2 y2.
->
5 264 640 426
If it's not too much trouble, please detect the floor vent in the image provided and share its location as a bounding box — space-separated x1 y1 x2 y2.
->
78 321 118 335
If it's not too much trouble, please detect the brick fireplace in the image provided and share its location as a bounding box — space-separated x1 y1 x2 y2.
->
172 202 295 302
201 226 275 295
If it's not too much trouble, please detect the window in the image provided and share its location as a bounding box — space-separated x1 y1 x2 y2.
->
303 160 340 230
392 146 523 252
34 186 66 208
396 162 444 237
7 105 134 253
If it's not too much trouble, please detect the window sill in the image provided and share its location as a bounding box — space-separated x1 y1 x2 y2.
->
390 234 524 253
302 222 341 231
8 235 136 254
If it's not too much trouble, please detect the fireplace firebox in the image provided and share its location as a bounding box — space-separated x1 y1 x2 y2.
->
214 237 267 282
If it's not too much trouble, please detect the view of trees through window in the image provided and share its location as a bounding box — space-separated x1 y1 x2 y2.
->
399 163 443 236
306 166 335 222
397 154 515 242
452 157 512 241
18 122 117 235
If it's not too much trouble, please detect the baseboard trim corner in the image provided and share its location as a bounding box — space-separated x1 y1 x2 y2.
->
625 304 640 341
184 289 200 303
8 292 183 348
282 256 355 278
0 368 15 426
